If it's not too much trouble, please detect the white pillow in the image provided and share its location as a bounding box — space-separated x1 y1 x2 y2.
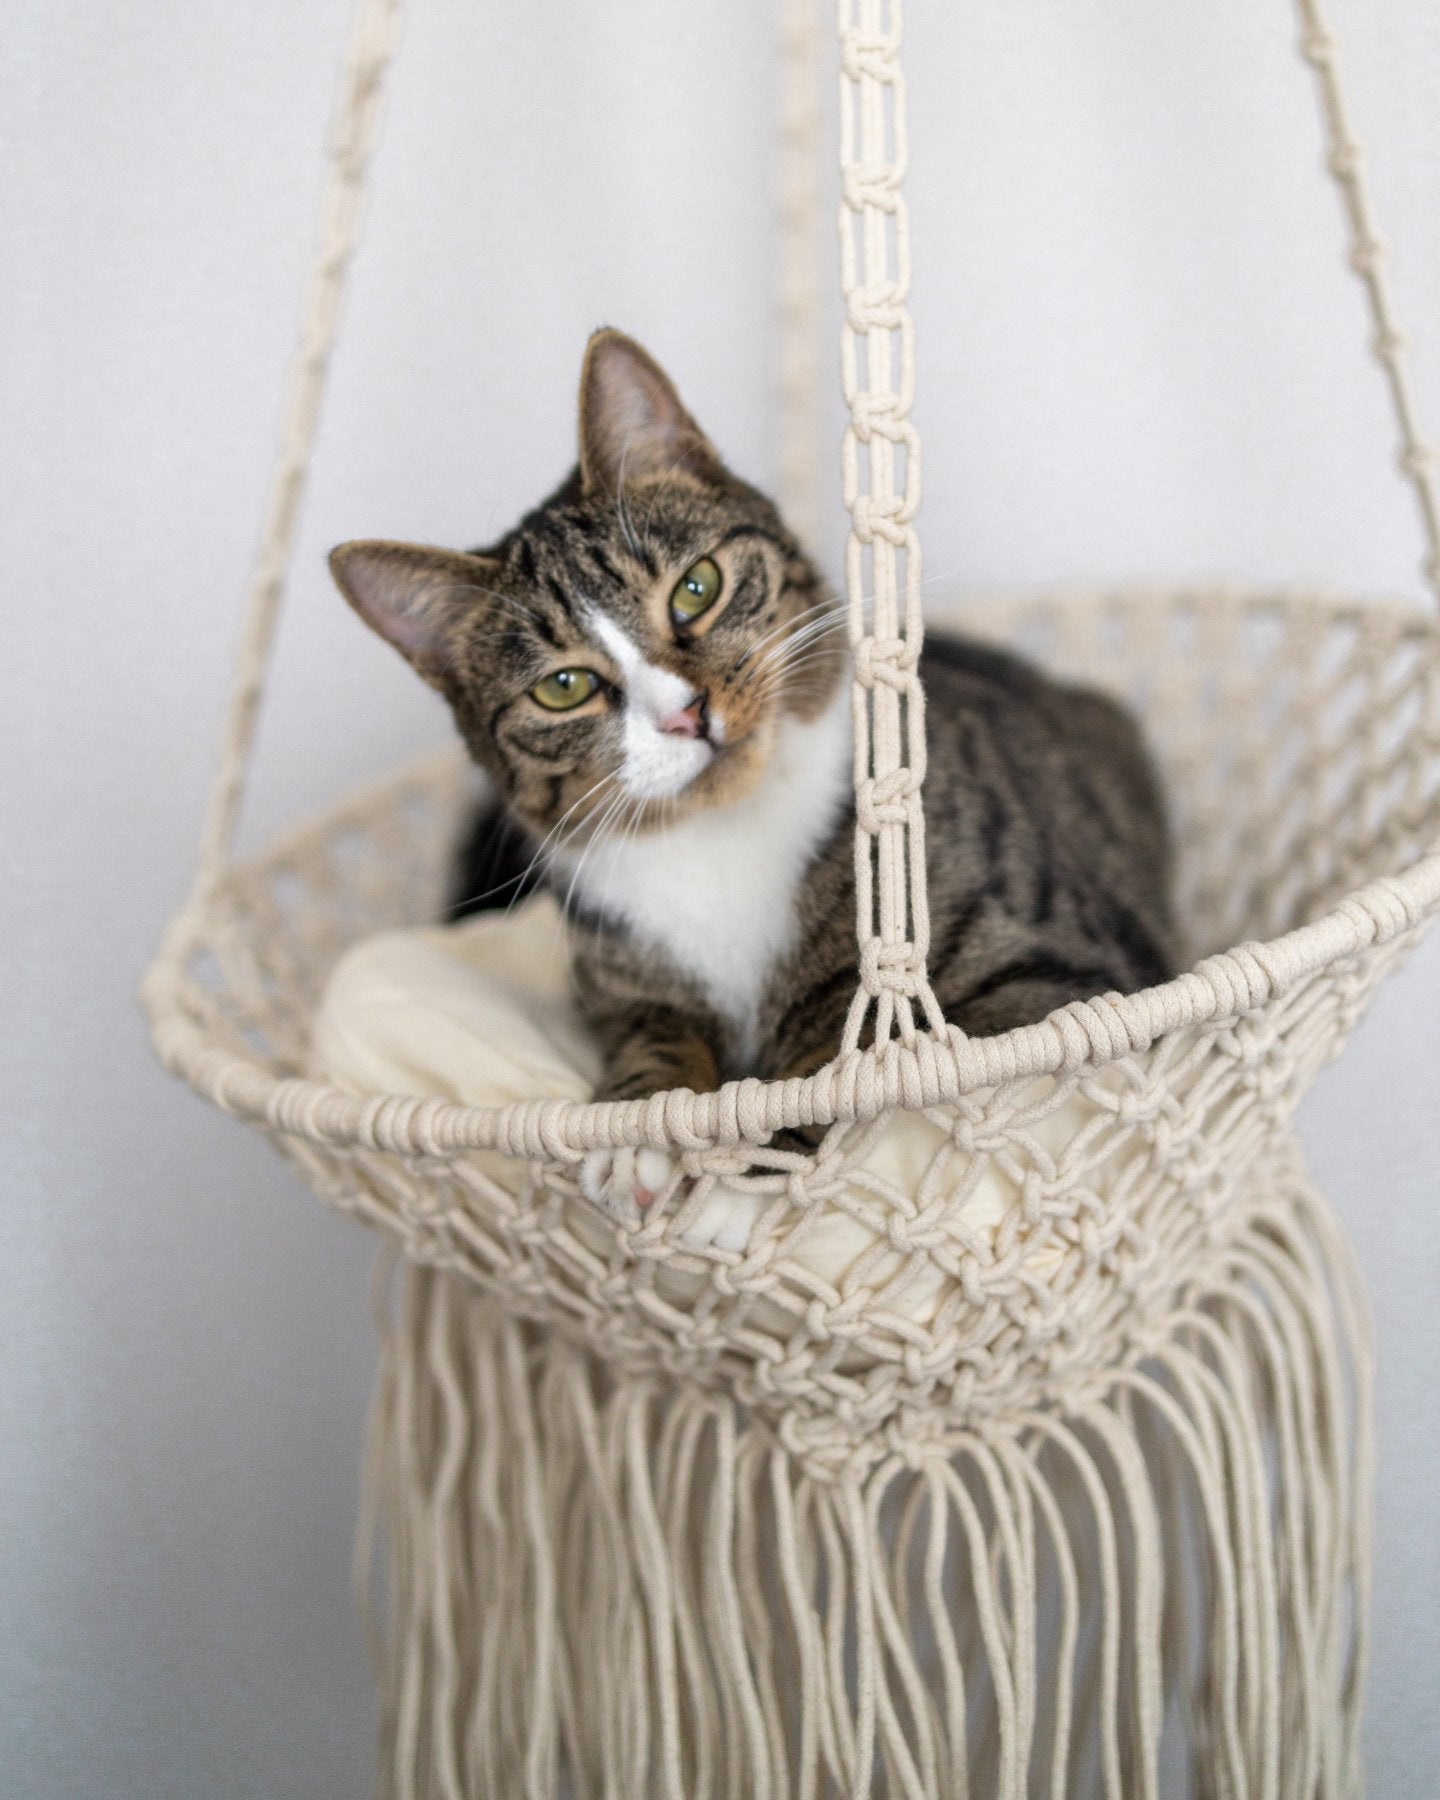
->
311 895 1105 1324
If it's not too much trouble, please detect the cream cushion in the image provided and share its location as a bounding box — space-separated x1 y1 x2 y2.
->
310 895 1103 1324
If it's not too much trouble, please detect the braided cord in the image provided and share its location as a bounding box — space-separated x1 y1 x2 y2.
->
191 0 404 896
835 0 946 1053
776 0 827 554
1295 0 1440 606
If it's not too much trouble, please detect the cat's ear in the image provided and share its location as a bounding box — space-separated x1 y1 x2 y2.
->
578 329 725 494
329 540 497 687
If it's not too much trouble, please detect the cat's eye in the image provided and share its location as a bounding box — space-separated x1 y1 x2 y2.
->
669 556 723 627
531 667 600 711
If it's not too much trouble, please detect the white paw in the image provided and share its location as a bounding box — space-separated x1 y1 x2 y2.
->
578 1146 675 1226
678 1182 766 1253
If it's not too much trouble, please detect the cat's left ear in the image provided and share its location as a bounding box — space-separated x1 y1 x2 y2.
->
329 539 498 688
578 329 725 494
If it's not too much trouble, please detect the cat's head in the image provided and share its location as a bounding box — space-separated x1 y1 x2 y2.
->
329 330 844 848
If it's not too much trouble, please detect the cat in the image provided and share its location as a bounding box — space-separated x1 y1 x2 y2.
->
328 330 1177 1221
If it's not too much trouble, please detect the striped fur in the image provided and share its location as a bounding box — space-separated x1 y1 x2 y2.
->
331 331 1177 1127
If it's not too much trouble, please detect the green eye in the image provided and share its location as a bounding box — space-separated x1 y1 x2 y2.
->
531 667 600 711
669 556 723 626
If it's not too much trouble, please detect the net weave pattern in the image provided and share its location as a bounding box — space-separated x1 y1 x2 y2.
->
150 586 1440 1466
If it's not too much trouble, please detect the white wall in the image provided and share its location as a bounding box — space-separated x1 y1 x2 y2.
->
4 2 1436 1794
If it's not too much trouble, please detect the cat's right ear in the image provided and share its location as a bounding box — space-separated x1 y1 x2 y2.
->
578 329 724 495
328 540 497 687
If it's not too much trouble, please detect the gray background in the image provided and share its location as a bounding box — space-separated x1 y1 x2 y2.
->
5 1 1437 1794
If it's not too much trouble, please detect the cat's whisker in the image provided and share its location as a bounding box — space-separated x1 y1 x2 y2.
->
599 792 646 896
749 610 851 670
749 651 849 704
740 598 846 667
544 777 630 981
444 772 616 921
557 786 627 924
755 618 849 665
749 657 846 702
744 563 966 671
747 625 851 694
759 613 850 663
501 772 621 916
748 568 973 689
538 781 624 983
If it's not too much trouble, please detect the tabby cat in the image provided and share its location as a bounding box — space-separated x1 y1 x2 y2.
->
329 330 1176 1219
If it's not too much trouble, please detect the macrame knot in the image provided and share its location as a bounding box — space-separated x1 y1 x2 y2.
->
1326 140 1364 179
841 163 901 214
1348 235 1388 275
853 781 908 834
1299 24 1340 65
845 279 907 334
1398 440 1438 479
1226 1015 1275 1071
1354 876 1420 938
854 768 922 833
858 937 923 997
839 31 899 84
849 491 912 546
1115 1077 1163 1128
847 386 908 443
852 633 918 690
1050 998 1130 1070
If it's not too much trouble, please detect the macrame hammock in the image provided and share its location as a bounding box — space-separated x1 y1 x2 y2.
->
144 0 1440 1793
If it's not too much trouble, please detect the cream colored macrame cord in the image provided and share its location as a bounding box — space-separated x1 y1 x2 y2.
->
776 0 828 558
836 1 946 1057
1296 0 1440 604
358 1152 1373 1799
189 0 403 899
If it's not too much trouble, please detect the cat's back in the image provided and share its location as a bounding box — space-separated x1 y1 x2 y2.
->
918 630 1168 860
911 629 1177 1024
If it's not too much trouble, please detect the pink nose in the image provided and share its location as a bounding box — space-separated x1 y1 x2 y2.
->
658 696 707 739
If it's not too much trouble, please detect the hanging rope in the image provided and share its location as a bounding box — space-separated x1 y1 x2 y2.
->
776 0 828 555
191 0 405 898
1295 0 1440 607
835 0 946 1055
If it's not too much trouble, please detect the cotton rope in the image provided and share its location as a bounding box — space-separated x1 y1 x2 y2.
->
139 0 1440 1791
835 0 946 1058
189 0 403 899
1296 0 1440 605
358 1154 1372 1798
775 0 827 558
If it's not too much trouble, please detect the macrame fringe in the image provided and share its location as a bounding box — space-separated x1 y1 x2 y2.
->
358 1172 1371 1800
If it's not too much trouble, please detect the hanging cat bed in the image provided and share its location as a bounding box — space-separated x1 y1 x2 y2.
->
144 0 1440 1793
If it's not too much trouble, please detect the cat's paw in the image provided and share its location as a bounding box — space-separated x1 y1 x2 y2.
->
578 1146 674 1226
677 1182 765 1253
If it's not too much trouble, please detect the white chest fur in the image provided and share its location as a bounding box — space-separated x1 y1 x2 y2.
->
553 688 852 1065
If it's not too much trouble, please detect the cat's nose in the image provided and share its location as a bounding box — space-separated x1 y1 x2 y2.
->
658 695 708 740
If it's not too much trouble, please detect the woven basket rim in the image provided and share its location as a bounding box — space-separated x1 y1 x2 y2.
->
142 583 1440 1160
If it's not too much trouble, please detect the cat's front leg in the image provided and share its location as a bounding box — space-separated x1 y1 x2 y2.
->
575 995 725 1225
578 1144 678 1226
755 959 856 1157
